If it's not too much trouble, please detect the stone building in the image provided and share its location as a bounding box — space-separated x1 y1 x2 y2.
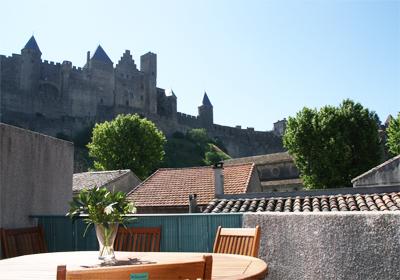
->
0 36 285 158
224 152 303 192
73 169 141 195
351 154 400 188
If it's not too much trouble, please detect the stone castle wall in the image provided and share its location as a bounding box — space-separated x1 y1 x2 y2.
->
0 38 285 158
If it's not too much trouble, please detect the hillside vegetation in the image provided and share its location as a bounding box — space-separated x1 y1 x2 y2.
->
162 129 231 168
70 125 230 172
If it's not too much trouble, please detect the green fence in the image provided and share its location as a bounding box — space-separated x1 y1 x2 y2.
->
33 214 242 253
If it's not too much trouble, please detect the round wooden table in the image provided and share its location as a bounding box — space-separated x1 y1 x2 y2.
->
0 251 268 279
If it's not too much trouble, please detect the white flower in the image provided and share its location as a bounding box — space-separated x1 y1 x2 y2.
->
104 204 114 215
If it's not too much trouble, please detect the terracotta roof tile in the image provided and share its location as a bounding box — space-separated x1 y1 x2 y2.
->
203 191 400 213
127 163 255 207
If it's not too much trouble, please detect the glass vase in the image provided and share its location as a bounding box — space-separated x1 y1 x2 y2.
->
95 222 119 264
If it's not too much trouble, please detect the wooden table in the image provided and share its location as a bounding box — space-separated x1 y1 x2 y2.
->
0 251 268 279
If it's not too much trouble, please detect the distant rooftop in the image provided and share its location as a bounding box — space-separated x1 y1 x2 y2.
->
202 92 212 106
92 45 113 64
224 152 293 165
352 154 400 185
127 163 255 207
24 36 41 54
73 169 131 194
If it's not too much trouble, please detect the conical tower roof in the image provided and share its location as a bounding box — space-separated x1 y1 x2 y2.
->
92 45 112 63
202 92 212 106
23 36 41 54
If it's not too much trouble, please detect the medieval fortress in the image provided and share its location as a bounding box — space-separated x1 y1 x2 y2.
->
0 36 285 157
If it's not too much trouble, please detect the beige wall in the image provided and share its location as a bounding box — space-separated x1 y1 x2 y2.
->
0 123 73 228
244 212 400 280
352 155 400 188
103 171 141 194
246 168 262 193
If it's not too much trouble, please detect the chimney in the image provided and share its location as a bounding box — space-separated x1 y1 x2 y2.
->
86 51 90 65
213 162 224 196
189 194 198 213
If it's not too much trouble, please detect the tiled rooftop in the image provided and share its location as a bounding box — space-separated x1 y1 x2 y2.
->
73 169 131 194
204 192 400 213
127 163 255 207
224 152 293 165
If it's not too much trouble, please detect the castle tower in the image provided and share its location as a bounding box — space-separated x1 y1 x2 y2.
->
198 92 213 127
116 50 138 74
20 36 42 90
166 88 177 119
140 52 157 114
86 45 115 108
87 45 113 71
115 50 140 109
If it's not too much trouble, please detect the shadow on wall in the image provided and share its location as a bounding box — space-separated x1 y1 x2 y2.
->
0 123 73 229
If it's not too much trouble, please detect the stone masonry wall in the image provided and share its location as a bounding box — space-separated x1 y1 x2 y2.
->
243 212 400 280
0 123 73 228
0 41 285 160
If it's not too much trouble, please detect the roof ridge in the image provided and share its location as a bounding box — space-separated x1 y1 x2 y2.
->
216 191 400 201
351 154 400 183
157 166 212 171
224 162 255 168
244 163 256 192
74 169 131 175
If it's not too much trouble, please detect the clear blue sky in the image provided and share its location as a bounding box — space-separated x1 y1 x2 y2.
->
1 0 399 130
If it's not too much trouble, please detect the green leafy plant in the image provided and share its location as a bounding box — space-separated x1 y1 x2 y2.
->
67 187 136 236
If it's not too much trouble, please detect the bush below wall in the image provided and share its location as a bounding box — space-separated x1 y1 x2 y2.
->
243 212 400 280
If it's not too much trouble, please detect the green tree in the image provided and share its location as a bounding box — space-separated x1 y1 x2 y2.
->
283 99 382 189
387 113 400 155
204 144 231 165
187 128 209 147
87 114 166 179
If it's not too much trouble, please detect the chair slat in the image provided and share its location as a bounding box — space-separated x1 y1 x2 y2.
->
114 227 161 252
213 226 261 257
1 226 47 258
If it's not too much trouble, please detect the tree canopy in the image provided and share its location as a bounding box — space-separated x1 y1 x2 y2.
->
387 113 400 156
283 99 382 189
87 114 166 179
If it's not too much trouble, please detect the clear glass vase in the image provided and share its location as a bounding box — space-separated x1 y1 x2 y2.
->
95 223 119 264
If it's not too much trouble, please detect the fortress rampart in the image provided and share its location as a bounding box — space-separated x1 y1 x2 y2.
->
0 36 285 158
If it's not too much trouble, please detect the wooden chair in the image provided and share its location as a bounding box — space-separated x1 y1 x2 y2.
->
114 227 161 252
0 225 47 258
56 255 213 280
213 225 261 257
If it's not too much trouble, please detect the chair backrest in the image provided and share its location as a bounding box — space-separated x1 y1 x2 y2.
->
114 227 161 252
213 225 261 257
57 255 213 280
1 226 47 258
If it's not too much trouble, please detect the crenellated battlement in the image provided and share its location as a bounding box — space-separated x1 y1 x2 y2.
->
177 112 200 127
0 36 285 159
71 66 83 73
211 123 271 137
